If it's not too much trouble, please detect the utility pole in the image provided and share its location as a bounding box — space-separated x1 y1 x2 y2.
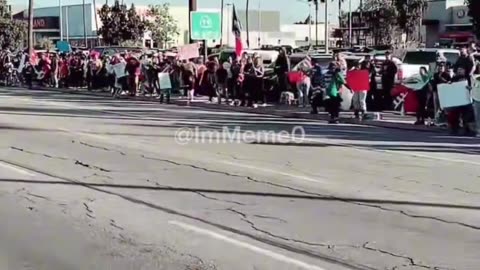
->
348 0 352 46
246 0 250 48
82 0 87 47
59 0 63 41
324 0 329 53
93 0 100 45
28 0 34 56
315 0 318 46
220 0 224 46
308 1 312 46
189 0 197 44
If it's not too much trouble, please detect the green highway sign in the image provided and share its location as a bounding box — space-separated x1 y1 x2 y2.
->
190 11 221 40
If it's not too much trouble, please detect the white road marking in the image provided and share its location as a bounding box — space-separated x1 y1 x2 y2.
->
169 220 327 270
0 161 35 176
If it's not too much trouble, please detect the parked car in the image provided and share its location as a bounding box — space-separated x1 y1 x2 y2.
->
91 46 144 57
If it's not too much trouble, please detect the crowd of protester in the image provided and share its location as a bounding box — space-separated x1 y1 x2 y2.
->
0 43 479 135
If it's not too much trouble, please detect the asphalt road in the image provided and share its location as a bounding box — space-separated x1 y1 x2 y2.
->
0 87 479 270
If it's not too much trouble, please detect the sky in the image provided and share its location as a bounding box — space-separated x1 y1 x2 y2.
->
9 0 361 24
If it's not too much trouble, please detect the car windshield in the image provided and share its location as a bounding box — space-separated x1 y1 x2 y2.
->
403 51 437 65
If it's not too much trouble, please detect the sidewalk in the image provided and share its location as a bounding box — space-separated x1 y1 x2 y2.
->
35 87 446 133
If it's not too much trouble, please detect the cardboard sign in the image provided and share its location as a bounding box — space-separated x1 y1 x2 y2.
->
438 81 472 109
340 87 353 111
158 72 172 89
112 62 126 78
473 76 480 102
178 43 200 60
346 70 370 91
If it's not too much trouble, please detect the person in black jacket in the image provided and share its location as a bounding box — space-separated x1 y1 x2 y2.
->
380 51 398 110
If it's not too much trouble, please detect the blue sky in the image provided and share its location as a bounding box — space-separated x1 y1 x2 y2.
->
10 0 360 23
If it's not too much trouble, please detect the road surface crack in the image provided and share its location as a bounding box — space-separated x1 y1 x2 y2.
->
26 192 50 201
75 160 111 172
10 146 112 173
252 214 287 223
83 173 113 180
10 146 69 160
110 219 124 230
362 242 452 270
454 188 480 195
140 155 321 196
141 154 480 231
194 191 246 206
74 140 126 156
225 208 340 249
354 203 480 230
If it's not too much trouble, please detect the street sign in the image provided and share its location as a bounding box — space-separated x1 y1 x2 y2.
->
190 11 221 40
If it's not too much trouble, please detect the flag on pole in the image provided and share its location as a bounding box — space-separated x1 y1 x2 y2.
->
231 4 243 58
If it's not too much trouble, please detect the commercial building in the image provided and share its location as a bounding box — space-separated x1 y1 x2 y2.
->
422 0 475 47
13 3 329 49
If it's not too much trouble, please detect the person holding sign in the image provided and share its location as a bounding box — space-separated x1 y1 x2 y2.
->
347 62 370 120
414 67 432 125
445 67 476 136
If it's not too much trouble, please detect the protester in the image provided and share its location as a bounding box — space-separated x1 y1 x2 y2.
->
274 48 290 95
216 60 228 104
432 62 451 125
182 60 196 106
381 51 398 110
325 64 351 124
447 67 476 136
414 67 432 125
352 61 368 120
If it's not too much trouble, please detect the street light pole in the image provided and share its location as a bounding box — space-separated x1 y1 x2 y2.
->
315 0 318 46
28 0 34 55
220 0 224 46
324 0 329 53
189 0 197 44
348 0 352 46
246 0 250 48
82 0 87 47
59 0 63 41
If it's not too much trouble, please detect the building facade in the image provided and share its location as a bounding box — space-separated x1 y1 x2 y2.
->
422 0 474 47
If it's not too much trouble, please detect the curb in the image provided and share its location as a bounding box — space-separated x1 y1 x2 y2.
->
30 86 446 133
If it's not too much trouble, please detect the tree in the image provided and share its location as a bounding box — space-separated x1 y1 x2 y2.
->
0 0 27 49
466 0 480 39
146 3 179 48
98 0 147 46
393 0 426 41
363 0 397 45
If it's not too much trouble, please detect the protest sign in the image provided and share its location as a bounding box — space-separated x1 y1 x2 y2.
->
438 81 472 109
112 62 126 78
178 43 200 60
340 87 353 111
346 70 370 91
158 73 172 89
472 76 480 102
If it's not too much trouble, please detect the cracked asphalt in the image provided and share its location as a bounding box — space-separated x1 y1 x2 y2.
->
0 87 479 270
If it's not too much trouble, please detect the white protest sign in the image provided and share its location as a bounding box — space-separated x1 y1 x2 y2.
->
340 87 353 111
18 54 26 73
438 80 472 109
177 43 200 60
473 76 480 102
158 72 172 89
112 62 126 78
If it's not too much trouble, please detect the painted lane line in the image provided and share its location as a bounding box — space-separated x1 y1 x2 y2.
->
169 220 327 270
0 161 36 177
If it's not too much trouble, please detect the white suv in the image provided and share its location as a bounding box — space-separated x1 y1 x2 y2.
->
400 48 460 80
